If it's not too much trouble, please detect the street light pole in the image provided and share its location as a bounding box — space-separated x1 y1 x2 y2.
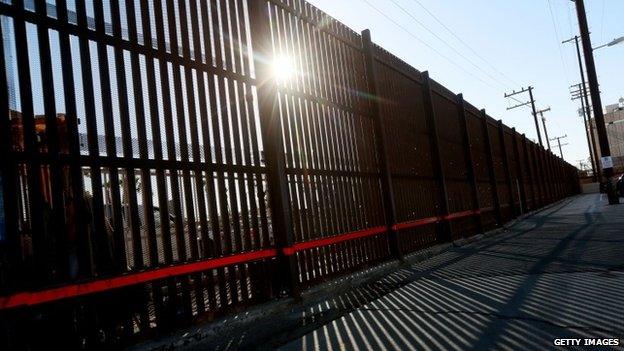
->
593 36 624 51
572 0 619 204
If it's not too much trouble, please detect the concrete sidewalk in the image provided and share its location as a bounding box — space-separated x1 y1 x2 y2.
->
277 194 624 350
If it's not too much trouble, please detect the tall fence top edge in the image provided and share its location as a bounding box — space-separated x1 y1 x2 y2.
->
269 0 362 48
372 43 422 81
429 79 458 102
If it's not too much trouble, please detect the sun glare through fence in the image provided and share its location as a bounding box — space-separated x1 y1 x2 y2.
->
272 55 297 82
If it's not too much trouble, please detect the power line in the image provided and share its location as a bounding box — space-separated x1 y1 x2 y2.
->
408 0 521 88
547 0 571 85
362 0 530 111
599 0 606 43
389 0 516 91
361 0 503 94
566 1 576 36
544 0 572 138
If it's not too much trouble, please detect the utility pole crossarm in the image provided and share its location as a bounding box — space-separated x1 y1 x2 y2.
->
506 101 532 110
504 86 543 147
537 107 551 114
550 135 569 159
504 87 531 98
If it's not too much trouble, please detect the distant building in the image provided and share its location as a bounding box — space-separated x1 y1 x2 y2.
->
592 98 624 171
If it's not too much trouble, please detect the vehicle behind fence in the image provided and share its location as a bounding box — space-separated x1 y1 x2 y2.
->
0 0 580 348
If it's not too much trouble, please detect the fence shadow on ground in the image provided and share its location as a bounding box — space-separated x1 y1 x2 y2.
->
274 196 624 350
169 196 624 350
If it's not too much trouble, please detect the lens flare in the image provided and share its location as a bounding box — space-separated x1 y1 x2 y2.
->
272 55 296 82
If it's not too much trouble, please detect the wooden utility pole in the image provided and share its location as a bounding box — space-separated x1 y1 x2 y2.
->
550 135 569 159
572 0 619 204
564 34 601 182
537 107 552 150
505 87 543 148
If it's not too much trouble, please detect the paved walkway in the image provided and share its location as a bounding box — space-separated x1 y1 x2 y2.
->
277 194 624 350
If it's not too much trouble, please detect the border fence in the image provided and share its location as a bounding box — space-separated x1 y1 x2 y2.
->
0 0 580 348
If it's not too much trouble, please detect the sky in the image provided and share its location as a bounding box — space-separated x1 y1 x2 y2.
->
307 0 624 168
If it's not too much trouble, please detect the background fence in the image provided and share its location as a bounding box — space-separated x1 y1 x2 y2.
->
0 0 580 348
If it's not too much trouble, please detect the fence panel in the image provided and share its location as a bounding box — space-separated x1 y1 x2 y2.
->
264 0 388 288
0 0 279 347
431 82 475 239
464 107 495 230
373 48 440 254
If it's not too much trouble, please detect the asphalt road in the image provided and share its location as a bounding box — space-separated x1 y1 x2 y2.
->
277 194 624 350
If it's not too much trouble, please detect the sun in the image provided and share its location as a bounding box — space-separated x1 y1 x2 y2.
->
272 55 297 82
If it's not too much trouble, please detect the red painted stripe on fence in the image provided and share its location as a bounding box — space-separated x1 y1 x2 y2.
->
391 216 440 231
0 249 278 310
0 207 488 309
443 210 478 221
282 226 387 255
392 209 482 231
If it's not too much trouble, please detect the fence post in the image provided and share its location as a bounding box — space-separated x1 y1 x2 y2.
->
523 136 538 209
556 159 560 198
530 143 544 207
541 150 550 204
540 148 549 204
512 129 527 214
457 94 483 234
481 110 502 226
554 154 563 199
248 0 300 297
559 161 564 198
498 120 516 218
361 29 402 259
547 153 556 201
422 72 452 243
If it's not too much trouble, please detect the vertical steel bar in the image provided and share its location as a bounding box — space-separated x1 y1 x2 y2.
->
126 0 166 330
422 72 452 243
522 135 537 210
532 143 546 207
0 13 20 291
512 129 527 214
93 0 127 271
248 0 300 296
498 121 516 218
12 0 47 284
110 0 143 270
481 110 502 225
360 29 401 258
34 0 69 281
74 0 113 274
457 94 483 234
55 0 92 279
